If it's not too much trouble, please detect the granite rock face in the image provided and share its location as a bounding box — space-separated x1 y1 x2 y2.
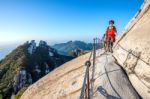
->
21 50 140 99
113 0 150 98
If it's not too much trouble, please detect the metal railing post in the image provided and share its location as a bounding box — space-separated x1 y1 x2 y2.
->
80 37 101 99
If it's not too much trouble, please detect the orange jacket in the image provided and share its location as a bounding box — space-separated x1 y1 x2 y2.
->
105 26 116 42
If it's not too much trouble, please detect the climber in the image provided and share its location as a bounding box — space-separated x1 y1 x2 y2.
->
105 20 117 52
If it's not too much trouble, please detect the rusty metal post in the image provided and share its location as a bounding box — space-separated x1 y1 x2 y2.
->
87 63 90 99
90 38 96 99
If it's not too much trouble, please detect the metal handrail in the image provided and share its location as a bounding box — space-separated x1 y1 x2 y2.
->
79 38 101 99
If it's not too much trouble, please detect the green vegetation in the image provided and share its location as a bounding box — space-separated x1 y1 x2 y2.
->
69 50 89 57
14 85 29 99
0 41 73 99
0 44 28 99
80 50 89 55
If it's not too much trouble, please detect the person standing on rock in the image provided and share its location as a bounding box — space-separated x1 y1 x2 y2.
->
105 20 117 52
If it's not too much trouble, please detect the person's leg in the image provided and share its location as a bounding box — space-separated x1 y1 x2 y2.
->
108 38 110 52
110 37 113 53
104 41 107 51
107 37 113 53
106 39 109 52
103 41 106 51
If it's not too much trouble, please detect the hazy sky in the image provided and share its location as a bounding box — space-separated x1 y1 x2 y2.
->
0 0 144 44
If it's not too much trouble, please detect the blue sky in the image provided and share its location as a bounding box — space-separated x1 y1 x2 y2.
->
0 0 144 44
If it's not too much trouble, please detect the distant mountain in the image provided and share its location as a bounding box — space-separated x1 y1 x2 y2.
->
52 41 99 56
0 44 20 60
0 40 73 99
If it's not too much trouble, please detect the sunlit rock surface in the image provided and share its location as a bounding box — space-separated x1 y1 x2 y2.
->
21 0 150 99
21 50 139 99
113 0 150 98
